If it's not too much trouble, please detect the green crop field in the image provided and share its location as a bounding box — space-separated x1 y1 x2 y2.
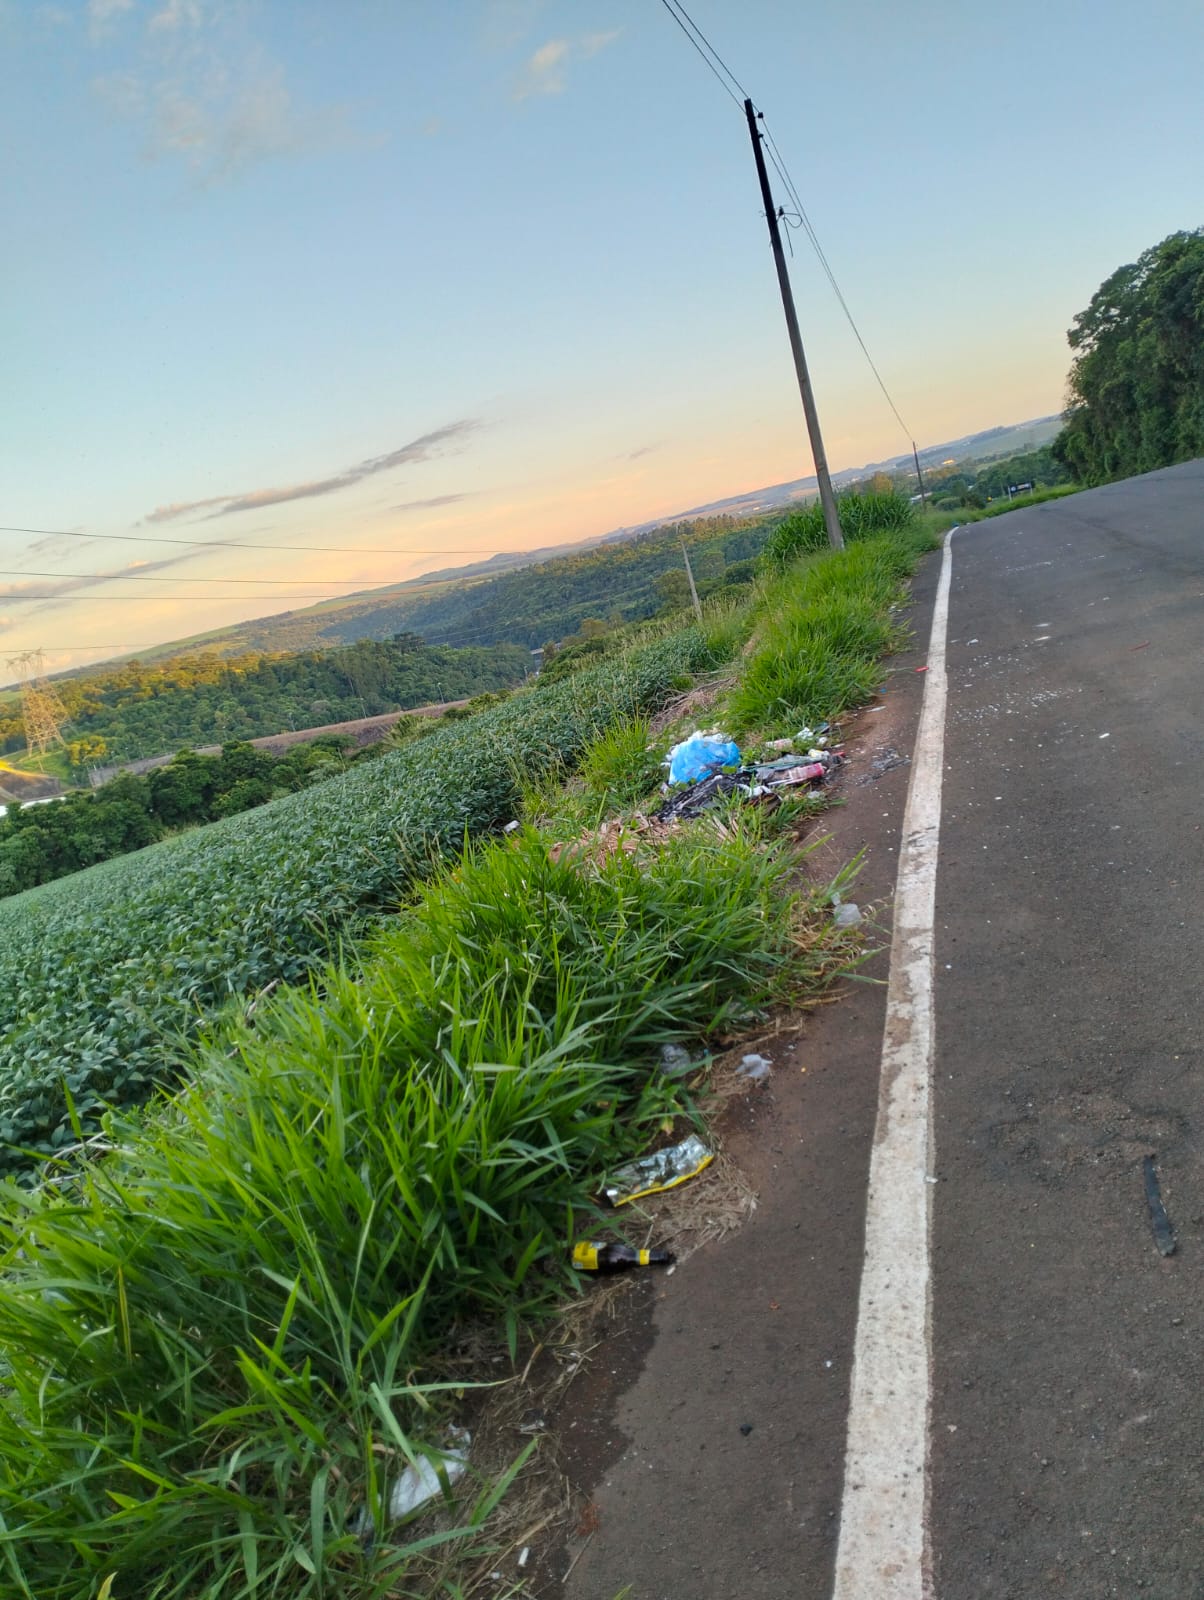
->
0 627 719 1172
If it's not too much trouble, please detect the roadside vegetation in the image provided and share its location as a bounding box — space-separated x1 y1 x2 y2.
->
0 486 937 1598
0 637 531 766
0 824 826 1600
0 737 370 899
0 628 721 1172
1054 226 1204 485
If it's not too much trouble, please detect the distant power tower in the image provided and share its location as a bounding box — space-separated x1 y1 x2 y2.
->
6 650 69 758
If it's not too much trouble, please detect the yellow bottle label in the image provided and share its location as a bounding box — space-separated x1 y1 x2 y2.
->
638 1249 651 1267
572 1241 600 1271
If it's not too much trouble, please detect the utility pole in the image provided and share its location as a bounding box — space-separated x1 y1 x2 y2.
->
911 440 928 503
744 99 843 551
679 539 704 623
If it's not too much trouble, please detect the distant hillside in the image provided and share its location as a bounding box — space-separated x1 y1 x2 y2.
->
118 511 776 667
0 638 531 764
25 413 1061 686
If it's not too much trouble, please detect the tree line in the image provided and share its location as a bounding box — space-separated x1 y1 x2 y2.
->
0 738 368 899
0 636 531 767
1054 228 1204 484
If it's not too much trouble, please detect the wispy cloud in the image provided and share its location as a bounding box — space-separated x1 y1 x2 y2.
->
513 30 619 100
582 30 620 57
625 442 661 462
0 552 209 626
147 0 202 31
86 0 135 41
146 421 482 524
90 0 360 182
21 532 94 562
389 493 474 514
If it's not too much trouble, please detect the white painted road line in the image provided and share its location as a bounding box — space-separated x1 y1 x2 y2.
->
832 531 954 1600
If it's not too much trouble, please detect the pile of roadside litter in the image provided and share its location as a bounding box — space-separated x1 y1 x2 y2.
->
658 723 843 822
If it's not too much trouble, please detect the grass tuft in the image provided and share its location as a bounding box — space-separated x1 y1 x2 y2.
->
0 823 841 1599
727 528 937 734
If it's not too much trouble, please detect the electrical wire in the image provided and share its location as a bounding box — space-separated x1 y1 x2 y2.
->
653 1 916 450
0 593 391 603
656 0 746 107
0 525 510 558
757 114 914 441
0 569 412 588
2 646 156 654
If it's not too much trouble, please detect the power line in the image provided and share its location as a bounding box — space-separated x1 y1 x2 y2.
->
757 114 914 440
2 645 156 653
0 568 410 588
653 0 917 452
0 593 385 603
656 0 746 106
0 525 508 558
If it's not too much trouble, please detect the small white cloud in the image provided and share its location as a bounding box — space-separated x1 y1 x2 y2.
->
514 37 569 99
148 0 202 31
86 0 134 38
582 30 620 57
513 30 617 100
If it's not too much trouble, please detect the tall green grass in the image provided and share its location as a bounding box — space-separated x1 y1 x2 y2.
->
727 528 938 734
763 487 917 565
0 824 838 1600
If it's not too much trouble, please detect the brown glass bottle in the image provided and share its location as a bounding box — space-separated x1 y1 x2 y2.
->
572 1240 675 1273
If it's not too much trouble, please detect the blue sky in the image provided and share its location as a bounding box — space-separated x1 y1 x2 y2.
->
2 0 1202 680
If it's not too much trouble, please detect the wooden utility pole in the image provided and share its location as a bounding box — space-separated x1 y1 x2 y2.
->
679 539 704 623
743 99 843 551
911 440 928 503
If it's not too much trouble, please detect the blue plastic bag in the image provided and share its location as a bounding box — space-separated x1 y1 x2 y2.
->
666 732 742 785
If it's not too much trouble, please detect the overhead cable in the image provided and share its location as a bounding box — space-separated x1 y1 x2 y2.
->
656 0 746 106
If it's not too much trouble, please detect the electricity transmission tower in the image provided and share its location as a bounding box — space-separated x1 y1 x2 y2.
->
7 650 69 758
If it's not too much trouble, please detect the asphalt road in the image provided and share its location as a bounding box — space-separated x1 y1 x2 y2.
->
932 460 1204 1597
559 460 1204 1599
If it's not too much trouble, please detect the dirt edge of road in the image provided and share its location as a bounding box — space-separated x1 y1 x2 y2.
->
498 554 945 1600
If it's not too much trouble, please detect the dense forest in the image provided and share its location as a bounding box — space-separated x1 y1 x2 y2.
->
1054 228 1204 484
0 739 367 898
0 637 530 765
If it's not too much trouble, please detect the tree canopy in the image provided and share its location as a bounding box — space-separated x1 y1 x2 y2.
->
1053 228 1204 484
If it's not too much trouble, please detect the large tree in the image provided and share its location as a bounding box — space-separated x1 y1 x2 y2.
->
1054 228 1204 484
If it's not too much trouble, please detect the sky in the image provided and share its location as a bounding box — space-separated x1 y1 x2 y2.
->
2 0 1202 683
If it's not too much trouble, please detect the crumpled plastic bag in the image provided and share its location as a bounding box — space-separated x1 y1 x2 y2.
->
666 731 741 785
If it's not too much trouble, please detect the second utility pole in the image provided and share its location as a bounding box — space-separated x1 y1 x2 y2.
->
744 99 843 551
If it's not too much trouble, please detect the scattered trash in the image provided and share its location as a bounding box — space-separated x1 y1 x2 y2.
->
832 902 862 929
737 1053 773 1081
518 1546 531 1569
659 1042 697 1077
1130 640 1150 651
1143 1154 1176 1256
1099 732 1110 739
764 761 827 786
657 769 747 821
868 747 909 778
572 1239 675 1272
666 731 741 784
739 1423 754 1436
916 665 929 673
657 724 842 820
364 1428 470 1527
603 1134 714 1206
517 1408 547 1435
503 820 521 834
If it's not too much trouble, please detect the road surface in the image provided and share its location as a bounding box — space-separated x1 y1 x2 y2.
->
558 460 1204 1599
